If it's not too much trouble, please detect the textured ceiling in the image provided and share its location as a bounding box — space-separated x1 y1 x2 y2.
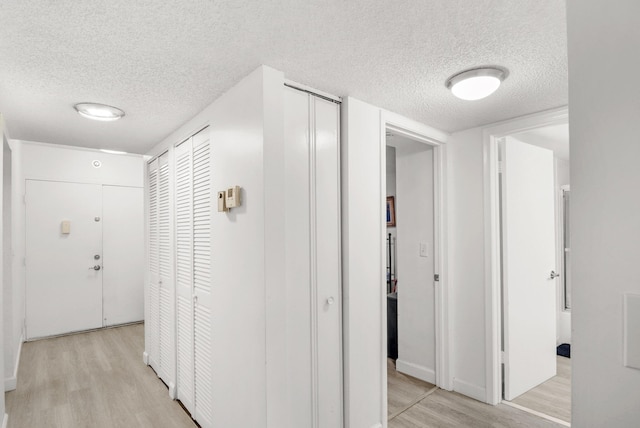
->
0 1 567 154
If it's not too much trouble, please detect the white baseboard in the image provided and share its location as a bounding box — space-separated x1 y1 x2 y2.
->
5 333 24 392
142 351 149 365
2 412 8 428
452 378 486 402
168 381 177 399
396 359 436 384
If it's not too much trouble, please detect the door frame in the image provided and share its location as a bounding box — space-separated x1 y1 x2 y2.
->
381 109 450 397
483 106 568 405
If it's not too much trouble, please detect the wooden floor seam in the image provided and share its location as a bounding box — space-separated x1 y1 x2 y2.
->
388 386 439 421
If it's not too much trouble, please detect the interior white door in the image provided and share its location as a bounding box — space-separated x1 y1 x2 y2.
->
191 130 213 428
146 158 161 369
102 185 144 326
502 137 557 400
157 152 176 386
25 180 103 339
284 87 342 428
174 137 195 415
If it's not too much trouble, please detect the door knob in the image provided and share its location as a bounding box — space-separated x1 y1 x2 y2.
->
89 265 101 271
327 296 335 305
549 270 559 279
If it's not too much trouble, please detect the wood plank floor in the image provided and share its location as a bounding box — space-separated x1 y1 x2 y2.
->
509 355 571 423
6 325 566 427
388 359 564 428
5 323 196 428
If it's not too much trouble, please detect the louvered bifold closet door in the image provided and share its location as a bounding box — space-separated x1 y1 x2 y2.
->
146 158 160 368
192 130 214 428
158 152 176 387
174 137 195 414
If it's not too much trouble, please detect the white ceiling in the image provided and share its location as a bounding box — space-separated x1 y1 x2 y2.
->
512 123 570 160
0 1 567 154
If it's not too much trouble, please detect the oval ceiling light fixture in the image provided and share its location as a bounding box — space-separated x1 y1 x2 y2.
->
446 67 508 101
74 103 125 121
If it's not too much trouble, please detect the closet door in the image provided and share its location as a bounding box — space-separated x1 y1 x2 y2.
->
192 130 213 428
175 137 195 414
146 158 161 369
284 87 342 428
157 152 176 388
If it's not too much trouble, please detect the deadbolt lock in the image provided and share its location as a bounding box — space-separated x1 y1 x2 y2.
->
94 255 101 260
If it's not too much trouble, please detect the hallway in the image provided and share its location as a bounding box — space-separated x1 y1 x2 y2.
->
5 324 195 428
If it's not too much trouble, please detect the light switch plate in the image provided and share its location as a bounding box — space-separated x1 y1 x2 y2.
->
624 293 640 370
419 242 428 258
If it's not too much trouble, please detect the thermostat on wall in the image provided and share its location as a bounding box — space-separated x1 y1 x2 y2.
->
225 186 241 209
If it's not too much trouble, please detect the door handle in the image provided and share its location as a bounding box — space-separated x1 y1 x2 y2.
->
549 270 559 279
89 265 101 271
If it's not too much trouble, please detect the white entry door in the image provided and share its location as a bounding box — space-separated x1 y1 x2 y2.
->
26 180 145 339
26 180 103 339
502 137 557 400
103 185 145 326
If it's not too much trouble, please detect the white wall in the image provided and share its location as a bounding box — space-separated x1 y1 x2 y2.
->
145 66 287 428
0 114 8 424
342 97 386 428
446 126 488 401
568 0 640 425
2 125 13 395
555 158 571 345
7 140 144 391
395 145 435 383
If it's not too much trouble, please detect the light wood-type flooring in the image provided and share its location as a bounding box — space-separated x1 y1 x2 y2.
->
5 323 196 428
6 325 566 428
509 355 571 423
387 359 564 428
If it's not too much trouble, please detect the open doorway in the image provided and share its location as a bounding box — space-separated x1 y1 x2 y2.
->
499 123 571 426
484 110 571 426
385 131 439 422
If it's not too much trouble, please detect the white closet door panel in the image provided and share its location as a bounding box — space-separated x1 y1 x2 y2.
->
192 131 214 427
147 281 160 366
314 97 343 427
148 161 159 282
175 138 195 412
157 152 175 383
158 158 171 281
284 87 313 426
103 185 144 326
194 303 213 427
177 295 194 412
146 158 160 367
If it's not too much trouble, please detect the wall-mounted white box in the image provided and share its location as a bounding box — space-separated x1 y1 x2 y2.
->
624 293 640 370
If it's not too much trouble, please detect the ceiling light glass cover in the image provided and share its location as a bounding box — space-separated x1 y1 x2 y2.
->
74 103 125 121
446 67 508 101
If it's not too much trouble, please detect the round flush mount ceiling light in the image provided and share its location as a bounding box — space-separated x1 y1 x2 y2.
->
445 67 508 101
74 103 125 121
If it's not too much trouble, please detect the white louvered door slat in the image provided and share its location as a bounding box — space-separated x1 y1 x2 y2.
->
175 138 195 414
146 158 160 369
158 152 175 386
192 131 213 428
